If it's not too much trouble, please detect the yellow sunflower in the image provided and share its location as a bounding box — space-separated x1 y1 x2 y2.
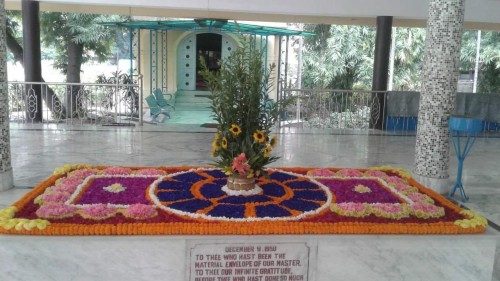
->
253 130 266 143
211 140 219 151
270 136 278 148
214 132 220 141
229 124 242 136
221 137 228 149
264 145 272 157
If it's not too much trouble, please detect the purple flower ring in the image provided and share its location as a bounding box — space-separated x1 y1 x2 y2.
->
149 168 333 221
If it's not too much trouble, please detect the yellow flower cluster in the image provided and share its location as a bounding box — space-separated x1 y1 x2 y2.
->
103 183 126 193
53 164 92 175
454 210 488 229
0 206 50 231
210 124 278 160
353 184 372 193
0 206 16 220
330 204 412 220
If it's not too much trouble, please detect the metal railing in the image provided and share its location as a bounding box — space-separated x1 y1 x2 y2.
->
8 77 143 126
280 88 389 133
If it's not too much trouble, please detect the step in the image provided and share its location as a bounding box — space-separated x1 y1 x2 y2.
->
175 103 212 110
177 90 211 95
167 110 214 124
175 91 212 99
172 108 212 111
175 96 211 103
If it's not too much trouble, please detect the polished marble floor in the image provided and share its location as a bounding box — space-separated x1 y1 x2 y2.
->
1 123 499 280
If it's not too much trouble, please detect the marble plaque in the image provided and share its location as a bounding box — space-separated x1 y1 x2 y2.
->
187 241 312 281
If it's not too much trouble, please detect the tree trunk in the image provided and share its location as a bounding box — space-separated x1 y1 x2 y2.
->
5 27 65 118
65 40 84 117
6 30 23 64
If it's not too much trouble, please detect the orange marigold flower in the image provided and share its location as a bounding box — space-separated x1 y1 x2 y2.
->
253 130 266 143
221 137 228 149
229 124 242 136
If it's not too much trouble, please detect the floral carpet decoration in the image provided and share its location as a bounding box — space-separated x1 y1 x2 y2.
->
0 165 487 235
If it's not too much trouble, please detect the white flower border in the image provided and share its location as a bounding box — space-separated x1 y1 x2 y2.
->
149 168 333 222
221 185 263 196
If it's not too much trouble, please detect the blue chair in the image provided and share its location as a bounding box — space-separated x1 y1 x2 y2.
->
153 89 175 110
145 95 170 121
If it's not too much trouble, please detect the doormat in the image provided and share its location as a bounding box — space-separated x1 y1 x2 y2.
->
0 165 486 235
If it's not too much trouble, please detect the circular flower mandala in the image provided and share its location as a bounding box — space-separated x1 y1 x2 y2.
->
149 169 332 221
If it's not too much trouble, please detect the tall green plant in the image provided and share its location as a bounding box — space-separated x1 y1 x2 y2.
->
460 31 500 93
302 24 375 90
199 37 292 177
392 27 426 91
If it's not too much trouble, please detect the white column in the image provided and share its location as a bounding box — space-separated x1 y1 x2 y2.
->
414 0 465 193
0 0 13 191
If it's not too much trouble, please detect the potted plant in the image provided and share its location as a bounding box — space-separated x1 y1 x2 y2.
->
200 37 292 191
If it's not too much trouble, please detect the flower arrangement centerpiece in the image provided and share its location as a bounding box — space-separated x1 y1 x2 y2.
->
200 37 292 191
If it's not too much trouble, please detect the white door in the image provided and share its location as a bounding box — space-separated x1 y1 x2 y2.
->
221 35 236 63
177 34 197 90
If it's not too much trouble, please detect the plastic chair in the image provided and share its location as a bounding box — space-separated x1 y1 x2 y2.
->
145 95 170 121
153 89 175 109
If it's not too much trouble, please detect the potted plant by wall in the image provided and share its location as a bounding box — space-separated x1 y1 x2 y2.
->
200 36 292 191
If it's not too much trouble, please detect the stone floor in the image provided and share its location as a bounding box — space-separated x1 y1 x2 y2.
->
1 123 499 280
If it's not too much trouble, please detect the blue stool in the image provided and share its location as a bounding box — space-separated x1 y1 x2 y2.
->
448 116 483 201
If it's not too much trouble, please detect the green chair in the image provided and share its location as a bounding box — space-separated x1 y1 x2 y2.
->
153 89 175 109
145 95 170 121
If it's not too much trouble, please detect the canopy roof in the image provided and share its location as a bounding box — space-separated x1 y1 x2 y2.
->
100 19 314 36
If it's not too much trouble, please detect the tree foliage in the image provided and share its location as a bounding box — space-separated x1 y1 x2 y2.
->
5 11 129 118
6 10 24 63
302 24 375 90
40 12 126 76
300 24 499 93
460 30 500 93
392 28 426 90
38 12 129 114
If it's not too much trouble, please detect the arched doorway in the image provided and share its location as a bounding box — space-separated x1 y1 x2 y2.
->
196 33 222 89
177 33 236 91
